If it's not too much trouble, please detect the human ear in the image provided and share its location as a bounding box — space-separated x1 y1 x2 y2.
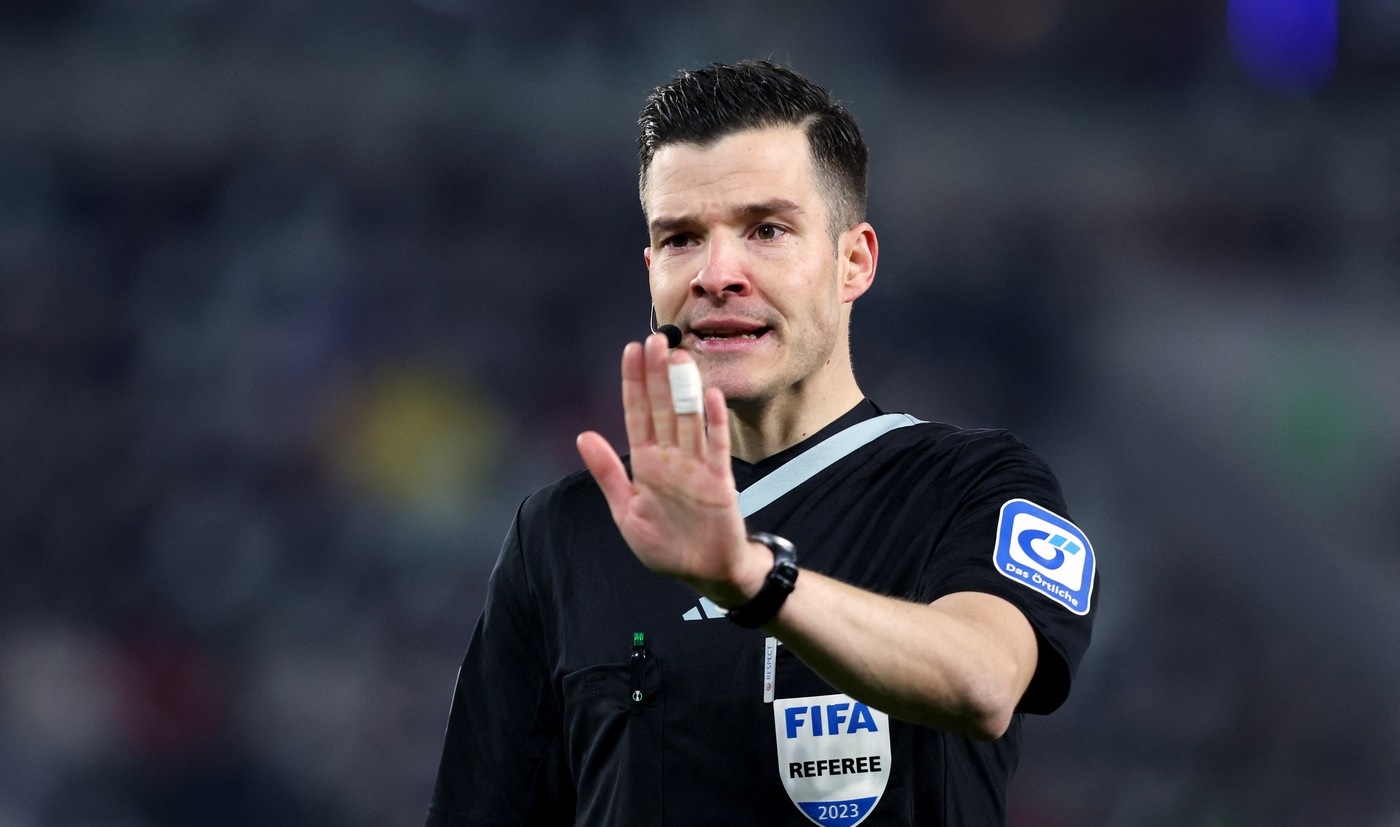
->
840 223 878 303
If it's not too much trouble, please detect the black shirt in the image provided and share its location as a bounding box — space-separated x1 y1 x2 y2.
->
427 400 1097 826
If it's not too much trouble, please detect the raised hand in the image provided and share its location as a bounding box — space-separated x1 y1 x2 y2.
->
576 334 765 605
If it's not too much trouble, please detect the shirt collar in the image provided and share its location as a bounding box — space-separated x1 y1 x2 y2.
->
732 399 883 491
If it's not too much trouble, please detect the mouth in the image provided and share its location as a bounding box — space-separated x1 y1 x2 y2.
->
695 328 769 341
689 324 772 347
691 317 778 342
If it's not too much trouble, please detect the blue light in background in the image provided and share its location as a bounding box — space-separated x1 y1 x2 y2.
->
1228 0 1338 92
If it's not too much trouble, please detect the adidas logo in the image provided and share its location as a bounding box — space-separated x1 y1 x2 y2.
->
682 597 726 621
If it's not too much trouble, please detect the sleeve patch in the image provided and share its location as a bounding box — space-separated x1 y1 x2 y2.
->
992 499 1096 616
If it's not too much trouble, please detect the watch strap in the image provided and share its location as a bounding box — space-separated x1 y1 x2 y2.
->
725 532 799 628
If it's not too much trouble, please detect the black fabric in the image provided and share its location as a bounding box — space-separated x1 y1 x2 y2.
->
426 400 1097 826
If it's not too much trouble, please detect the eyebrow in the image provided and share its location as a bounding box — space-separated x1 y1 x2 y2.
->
649 199 805 238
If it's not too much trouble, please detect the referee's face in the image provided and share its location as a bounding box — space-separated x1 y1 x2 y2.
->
642 126 875 413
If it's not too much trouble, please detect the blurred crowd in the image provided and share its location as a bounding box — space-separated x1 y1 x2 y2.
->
1 1 1398 825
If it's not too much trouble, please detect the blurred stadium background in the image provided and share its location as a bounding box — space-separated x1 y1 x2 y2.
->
2 0 1398 825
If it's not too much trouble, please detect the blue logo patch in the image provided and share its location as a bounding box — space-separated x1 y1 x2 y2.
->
993 499 1095 616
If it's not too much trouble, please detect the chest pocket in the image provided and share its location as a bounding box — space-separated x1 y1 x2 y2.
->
561 657 664 825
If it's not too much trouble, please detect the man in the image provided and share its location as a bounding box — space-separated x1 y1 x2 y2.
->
427 60 1097 826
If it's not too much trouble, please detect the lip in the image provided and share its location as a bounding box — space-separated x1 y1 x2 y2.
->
686 319 772 353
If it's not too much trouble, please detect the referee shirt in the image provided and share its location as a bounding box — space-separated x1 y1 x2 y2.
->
427 400 1097 826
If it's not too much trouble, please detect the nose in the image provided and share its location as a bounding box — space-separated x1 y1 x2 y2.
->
692 236 751 299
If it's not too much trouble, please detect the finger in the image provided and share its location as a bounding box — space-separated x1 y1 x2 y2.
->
643 333 677 447
620 341 653 450
703 386 730 469
576 431 633 524
670 349 704 454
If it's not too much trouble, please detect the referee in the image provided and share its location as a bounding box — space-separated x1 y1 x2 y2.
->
426 60 1097 827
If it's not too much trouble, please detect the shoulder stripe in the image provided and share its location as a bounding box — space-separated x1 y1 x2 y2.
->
739 413 923 518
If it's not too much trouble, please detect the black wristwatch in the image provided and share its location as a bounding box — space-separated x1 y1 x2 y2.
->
725 532 799 628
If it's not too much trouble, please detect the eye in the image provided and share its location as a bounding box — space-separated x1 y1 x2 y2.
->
753 224 787 241
660 233 695 249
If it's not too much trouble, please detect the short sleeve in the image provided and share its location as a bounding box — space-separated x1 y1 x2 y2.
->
425 505 573 826
916 433 1098 715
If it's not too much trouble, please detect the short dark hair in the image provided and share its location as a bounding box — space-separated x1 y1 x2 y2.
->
637 60 869 236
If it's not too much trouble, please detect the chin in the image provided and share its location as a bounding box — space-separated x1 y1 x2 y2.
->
713 380 779 412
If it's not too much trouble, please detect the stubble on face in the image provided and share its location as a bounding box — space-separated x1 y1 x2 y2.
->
642 127 852 417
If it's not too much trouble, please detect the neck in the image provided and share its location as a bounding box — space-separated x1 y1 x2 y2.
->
726 371 865 463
